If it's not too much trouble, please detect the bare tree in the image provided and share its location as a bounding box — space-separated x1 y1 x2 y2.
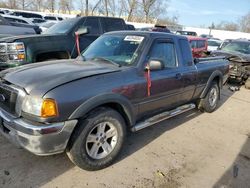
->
59 0 72 14
33 0 45 11
215 21 239 31
140 0 166 23
6 0 18 9
240 12 250 33
19 0 33 10
46 0 56 13
91 0 102 15
126 0 138 21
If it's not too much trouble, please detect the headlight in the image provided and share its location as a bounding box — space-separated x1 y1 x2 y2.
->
0 42 26 62
22 96 59 118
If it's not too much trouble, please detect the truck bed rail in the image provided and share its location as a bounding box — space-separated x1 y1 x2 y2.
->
195 56 226 63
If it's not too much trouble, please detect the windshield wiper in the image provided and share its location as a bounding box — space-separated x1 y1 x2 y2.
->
92 57 121 67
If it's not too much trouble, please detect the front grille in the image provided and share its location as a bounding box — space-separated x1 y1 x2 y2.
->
0 44 6 53
0 54 8 62
0 84 18 114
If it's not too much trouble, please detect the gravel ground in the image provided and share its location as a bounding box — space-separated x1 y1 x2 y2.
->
0 86 250 188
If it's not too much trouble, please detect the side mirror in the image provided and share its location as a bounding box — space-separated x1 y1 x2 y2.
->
146 60 164 71
75 27 89 36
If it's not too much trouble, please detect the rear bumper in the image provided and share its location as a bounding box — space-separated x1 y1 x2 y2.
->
0 109 78 156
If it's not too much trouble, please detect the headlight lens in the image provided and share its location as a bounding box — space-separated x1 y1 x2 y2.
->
22 96 58 118
0 42 26 62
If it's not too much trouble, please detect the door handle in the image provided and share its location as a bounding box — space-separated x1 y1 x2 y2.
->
175 73 182 80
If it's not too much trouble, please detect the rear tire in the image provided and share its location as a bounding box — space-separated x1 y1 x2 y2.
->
198 82 220 113
67 107 126 171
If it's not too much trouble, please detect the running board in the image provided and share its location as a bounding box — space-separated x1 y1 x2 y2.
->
131 103 196 132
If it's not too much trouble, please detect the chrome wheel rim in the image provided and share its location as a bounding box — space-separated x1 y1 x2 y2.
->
209 88 218 107
86 122 118 160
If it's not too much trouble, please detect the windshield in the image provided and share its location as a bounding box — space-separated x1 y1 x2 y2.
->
44 18 79 34
82 35 145 66
208 40 221 47
221 41 250 54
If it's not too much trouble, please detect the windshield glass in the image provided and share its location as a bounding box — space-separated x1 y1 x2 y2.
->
221 41 250 54
208 40 221 47
82 35 145 66
44 18 79 34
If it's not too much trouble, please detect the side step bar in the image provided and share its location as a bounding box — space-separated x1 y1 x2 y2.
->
131 103 196 132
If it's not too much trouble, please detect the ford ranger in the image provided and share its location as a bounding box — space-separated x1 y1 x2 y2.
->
0 31 229 171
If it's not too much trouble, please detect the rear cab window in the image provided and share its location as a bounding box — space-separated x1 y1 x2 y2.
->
80 17 101 35
179 39 193 66
103 18 126 32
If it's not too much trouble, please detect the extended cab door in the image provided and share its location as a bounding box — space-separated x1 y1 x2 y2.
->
178 39 197 102
139 39 184 116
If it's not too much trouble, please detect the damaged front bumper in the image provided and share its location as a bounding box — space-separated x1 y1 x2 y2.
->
0 109 78 156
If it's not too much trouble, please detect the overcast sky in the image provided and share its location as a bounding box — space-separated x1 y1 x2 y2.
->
167 0 250 27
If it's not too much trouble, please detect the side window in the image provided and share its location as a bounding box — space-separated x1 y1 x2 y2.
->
197 40 205 48
81 18 100 35
149 41 177 68
179 39 193 66
104 18 125 32
190 40 197 48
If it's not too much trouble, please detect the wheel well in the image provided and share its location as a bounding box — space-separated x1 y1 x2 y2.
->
213 76 221 88
36 51 70 62
100 103 131 127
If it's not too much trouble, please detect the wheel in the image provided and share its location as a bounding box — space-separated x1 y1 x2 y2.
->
245 78 250 89
198 82 220 113
67 107 126 171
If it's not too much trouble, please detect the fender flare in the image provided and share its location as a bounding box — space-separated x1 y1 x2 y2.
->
200 70 223 98
69 93 136 126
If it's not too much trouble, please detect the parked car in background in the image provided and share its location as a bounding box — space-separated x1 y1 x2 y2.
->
212 39 250 84
32 18 47 25
151 25 171 33
39 21 58 32
0 15 36 38
200 34 213 38
176 30 197 36
2 15 42 34
126 24 135 30
207 39 222 52
0 16 129 70
44 15 63 21
0 31 229 171
188 36 208 58
137 25 170 33
11 11 44 19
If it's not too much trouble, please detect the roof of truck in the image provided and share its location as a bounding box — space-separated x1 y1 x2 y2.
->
105 30 188 40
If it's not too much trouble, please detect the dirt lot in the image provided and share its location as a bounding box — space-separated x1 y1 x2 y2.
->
0 86 250 188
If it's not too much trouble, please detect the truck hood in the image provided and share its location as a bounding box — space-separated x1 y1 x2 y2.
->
0 33 62 43
212 50 250 63
0 59 121 96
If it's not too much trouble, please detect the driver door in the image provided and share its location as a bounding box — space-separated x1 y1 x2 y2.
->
139 39 184 116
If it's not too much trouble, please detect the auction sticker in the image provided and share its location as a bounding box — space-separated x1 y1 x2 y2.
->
124 36 144 42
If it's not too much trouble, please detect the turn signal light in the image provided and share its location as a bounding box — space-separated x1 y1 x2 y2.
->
41 99 59 118
18 53 25 60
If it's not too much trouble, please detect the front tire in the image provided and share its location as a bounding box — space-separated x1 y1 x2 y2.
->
198 82 220 113
67 107 126 171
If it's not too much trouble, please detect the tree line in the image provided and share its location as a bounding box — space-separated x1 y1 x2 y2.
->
0 0 249 33
0 0 176 24
209 12 250 33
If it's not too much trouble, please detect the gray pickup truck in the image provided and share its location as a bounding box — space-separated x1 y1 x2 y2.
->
0 31 229 170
